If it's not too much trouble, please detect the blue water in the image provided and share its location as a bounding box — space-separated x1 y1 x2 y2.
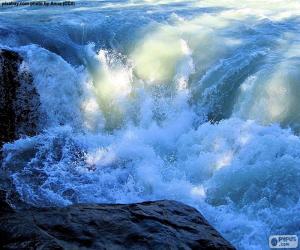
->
1 1 300 249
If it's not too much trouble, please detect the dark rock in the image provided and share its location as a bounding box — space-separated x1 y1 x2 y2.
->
0 200 235 250
0 189 13 212
0 49 40 149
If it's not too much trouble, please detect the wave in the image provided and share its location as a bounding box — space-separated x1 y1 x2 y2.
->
1 1 300 249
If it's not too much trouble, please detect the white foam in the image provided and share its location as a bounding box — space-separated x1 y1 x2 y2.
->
1 1 300 249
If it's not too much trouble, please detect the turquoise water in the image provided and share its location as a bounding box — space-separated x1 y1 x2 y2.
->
1 1 300 248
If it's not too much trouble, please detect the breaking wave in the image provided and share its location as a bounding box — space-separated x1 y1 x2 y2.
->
1 0 300 249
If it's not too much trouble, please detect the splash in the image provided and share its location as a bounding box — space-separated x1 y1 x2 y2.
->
1 1 300 249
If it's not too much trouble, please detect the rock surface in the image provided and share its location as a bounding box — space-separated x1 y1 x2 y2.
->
0 49 39 149
0 199 235 250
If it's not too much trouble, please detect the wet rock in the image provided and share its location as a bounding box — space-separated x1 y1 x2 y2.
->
0 200 235 250
0 189 12 212
0 49 40 149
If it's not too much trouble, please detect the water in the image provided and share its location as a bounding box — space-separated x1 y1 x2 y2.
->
1 1 300 249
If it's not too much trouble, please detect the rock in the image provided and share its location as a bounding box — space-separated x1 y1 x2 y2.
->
0 49 40 149
0 200 235 250
0 189 13 212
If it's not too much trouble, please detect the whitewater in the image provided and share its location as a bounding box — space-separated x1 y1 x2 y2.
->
1 0 300 249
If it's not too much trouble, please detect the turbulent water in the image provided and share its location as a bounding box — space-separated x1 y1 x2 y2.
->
1 0 300 249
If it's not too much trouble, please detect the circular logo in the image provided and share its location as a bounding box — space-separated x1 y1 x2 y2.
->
271 237 278 247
